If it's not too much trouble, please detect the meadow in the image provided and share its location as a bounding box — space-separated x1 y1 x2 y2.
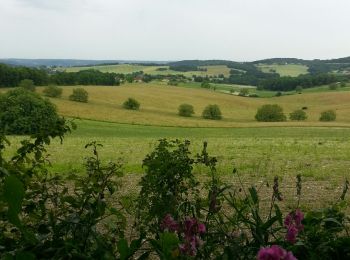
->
65 64 232 77
257 63 309 77
34 83 350 127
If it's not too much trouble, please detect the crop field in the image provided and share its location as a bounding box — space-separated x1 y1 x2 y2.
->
65 64 232 77
257 64 309 77
6 119 350 209
34 83 350 127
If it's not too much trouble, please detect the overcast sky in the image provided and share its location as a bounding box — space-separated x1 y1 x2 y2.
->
0 0 349 61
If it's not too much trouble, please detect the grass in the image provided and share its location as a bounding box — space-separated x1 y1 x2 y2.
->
5 119 350 208
257 64 309 77
64 64 232 77
32 83 350 127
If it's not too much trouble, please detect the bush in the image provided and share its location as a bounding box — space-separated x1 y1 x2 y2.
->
329 83 338 90
238 88 249 96
275 91 282 97
43 85 63 98
123 97 140 110
69 88 88 102
255 104 287 122
19 79 36 92
295 86 303 93
202 104 222 120
302 106 308 110
178 103 194 117
340 82 346 88
201 81 211 89
0 88 65 135
289 109 307 121
319 110 336 121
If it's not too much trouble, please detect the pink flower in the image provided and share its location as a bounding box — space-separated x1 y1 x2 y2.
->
286 226 298 244
161 214 179 232
198 223 206 234
284 209 304 244
257 245 297 260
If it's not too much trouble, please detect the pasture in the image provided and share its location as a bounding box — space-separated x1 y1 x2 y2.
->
35 83 350 127
65 64 232 77
257 63 309 77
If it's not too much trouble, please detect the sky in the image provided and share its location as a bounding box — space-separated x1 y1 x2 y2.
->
0 0 349 61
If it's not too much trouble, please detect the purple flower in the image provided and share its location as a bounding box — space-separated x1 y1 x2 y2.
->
161 214 179 232
284 209 304 244
257 245 297 260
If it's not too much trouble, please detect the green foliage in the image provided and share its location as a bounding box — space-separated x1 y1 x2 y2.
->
19 79 36 92
255 104 287 122
69 88 88 102
43 85 63 98
137 139 199 231
0 88 65 135
178 103 194 117
201 81 211 89
329 83 338 90
202 104 222 120
320 110 336 121
238 88 249 96
289 109 307 121
295 85 303 93
123 97 140 110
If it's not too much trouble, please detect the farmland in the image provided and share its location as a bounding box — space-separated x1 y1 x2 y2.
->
257 63 309 77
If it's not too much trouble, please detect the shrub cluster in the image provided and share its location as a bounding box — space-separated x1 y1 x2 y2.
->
202 104 222 120
289 109 307 121
123 97 140 110
255 104 287 122
43 85 63 98
69 88 89 102
319 110 336 121
178 103 194 117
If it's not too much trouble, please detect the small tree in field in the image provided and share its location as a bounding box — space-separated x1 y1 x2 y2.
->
178 104 194 117
319 110 336 121
201 81 211 89
238 88 249 96
255 104 286 122
19 79 36 92
202 104 222 120
289 109 307 121
123 98 140 110
69 88 88 103
43 85 63 98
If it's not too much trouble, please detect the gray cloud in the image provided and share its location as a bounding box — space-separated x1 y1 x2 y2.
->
0 0 349 60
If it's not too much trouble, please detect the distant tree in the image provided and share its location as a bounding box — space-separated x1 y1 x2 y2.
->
238 88 249 96
125 74 134 83
19 79 36 92
328 83 338 90
295 86 303 93
202 104 222 120
43 85 63 98
340 82 346 88
123 97 140 110
69 88 88 103
319 110 336 121
289 109 307 121
275 91 282 97
255 104 286 122
0 88 64 135
178 103 194 117
201 81 211 89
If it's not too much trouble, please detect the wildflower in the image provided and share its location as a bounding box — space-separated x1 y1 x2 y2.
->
257 245 297 260
161 214 179 232
179 217 206 256
284 209 304 244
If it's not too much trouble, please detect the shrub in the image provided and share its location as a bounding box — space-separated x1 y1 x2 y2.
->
123 97 140 110
69 88 88 102
255 104 287 122
329 83 338 90
275 91 282 97
319 110 336 121
289 109 307 121
0 88 65 135
302 106 308 110
178 103 194 117
238 88 249 96
295 86 303 93
43 85 63 98
19 79 36 92
202 104 222 120
340 82 346 88
201 81 211 89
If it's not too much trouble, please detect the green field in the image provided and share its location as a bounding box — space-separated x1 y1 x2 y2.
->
65 64 232 77
257 64 309 77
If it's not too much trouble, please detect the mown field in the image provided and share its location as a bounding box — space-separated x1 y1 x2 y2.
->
34 83 350 127
6 119 350 209
257 63 309 77
65 64 232 77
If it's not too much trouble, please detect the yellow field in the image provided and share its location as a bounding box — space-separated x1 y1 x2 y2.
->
34 83 350 127
257 64 309 77
65 64 231 77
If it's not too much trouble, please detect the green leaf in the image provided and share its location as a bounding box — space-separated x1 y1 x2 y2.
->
117 238 130 260
4 175 25 226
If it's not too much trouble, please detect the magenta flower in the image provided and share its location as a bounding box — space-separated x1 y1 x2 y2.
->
284 209 304 244
160 214 179 232
257 245 297 260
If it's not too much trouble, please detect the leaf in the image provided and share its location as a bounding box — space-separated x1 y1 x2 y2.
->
4 175 25 227
117 238 130 260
